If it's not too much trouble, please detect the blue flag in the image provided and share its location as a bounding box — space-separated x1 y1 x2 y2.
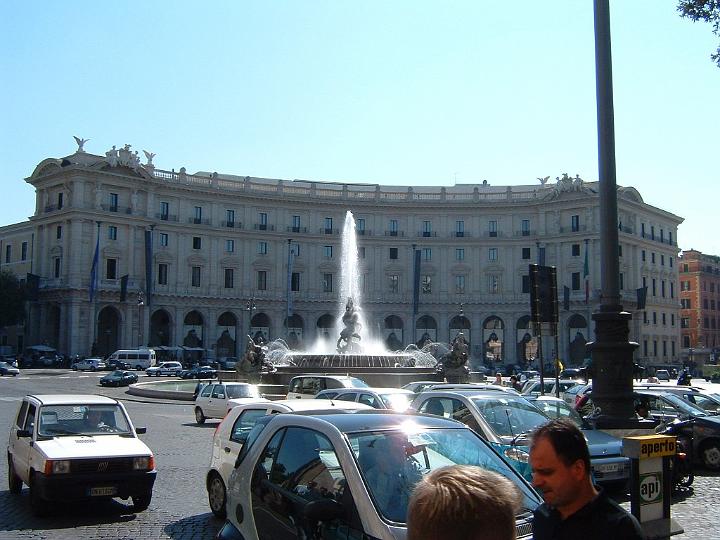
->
89 231 100 302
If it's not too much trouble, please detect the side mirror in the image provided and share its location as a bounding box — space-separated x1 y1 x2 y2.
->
16 429 31 438
135 427 147 434
303 498 344 527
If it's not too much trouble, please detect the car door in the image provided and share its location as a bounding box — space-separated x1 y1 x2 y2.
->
251 426 364 540
221 408 270 482
357 393 382 409
197 383 214 415
208 384 227 418
11 401 36 481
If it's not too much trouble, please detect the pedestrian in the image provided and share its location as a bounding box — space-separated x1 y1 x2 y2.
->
529 418 645 540
510 375 523 392
493 372 504 386
407 464 522 540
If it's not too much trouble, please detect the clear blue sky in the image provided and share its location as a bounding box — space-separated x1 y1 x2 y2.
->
2 1 718 254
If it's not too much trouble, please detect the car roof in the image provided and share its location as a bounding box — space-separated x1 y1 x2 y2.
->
28 394 119 405
236 398 373 412
417 389 528 400
323 387 413 394
290 374 362 380
283 411 465 433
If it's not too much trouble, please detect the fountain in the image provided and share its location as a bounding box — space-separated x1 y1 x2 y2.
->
235 210 464 387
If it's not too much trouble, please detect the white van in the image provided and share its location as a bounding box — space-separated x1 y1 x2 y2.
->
107 349 156 371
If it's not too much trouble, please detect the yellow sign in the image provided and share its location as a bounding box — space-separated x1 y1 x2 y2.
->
623 435 676 459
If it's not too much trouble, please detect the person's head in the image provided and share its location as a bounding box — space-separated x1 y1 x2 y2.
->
635 401 649 418
407 465 521 540
87 409 103 424
529 418 593 515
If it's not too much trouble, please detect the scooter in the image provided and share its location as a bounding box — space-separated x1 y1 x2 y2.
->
657 418 694 491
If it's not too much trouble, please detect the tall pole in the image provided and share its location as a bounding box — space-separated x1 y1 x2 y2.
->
587 0 639 426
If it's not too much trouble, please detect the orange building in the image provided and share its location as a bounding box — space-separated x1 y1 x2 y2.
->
679 249 720 365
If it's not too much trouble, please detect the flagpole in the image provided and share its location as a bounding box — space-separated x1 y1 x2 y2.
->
90 220 101 354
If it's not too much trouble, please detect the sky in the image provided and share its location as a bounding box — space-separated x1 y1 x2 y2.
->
1 1 718 254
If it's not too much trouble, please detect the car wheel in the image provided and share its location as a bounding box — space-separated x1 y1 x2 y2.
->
90 366 96 372
29 474 49 516
8 456 22 494
207 472 227 518
701 441 720 470
195 407 206 424
132 488 153 512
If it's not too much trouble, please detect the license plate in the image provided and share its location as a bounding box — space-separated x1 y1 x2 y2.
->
89 486 117 496
596 463 620 474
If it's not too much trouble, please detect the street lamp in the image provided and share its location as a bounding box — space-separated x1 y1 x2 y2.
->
137 291 145 347
246 297 257 342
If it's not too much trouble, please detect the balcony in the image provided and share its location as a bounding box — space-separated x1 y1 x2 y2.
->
155 213 178 222
321 228 338 235
514 230 535 237
222 221 242 229
385 230 404 237
254 224 275 231
188 218 211 225
419 231 437 238
287 226 308 233
44 204 59 213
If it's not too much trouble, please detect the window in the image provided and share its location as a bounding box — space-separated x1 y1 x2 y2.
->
681 298 691 309
56 225 62 239
681 318 689 329
4 245 10 263
671 314 675 326
160 233 168 247
669 231 673 245
21 242 27 261
109 193 118 211
423 248 432 261
192 236 201 250
571 215 580 232
422 275 432 294
642 250 646 262
356 218 365 234
358 246 365 259
456 220 464 237
669 257 673 268
108 226 117 240
456 248 465 261
389 247 398 260
224 268 234 289
225 239 235 253
194 206 203 223
488 275 499 293
257 270 267 291
323 273 333 293
160 201 169 220
572 244 580 257
681 281 690 291
226 209 235 227
522 247 531 260
324 217 333 234
618 245 623 257
661 255 665 266
522 275 530 293
489 220 498 237
390 219 398 235
106 258 118 280
290 243 300 257
662 313 666 325
158 263 168 285
522 219 530 236
423 221 432 237
661 280 666 298
323 245 333 258
488 248 498 261
572 272 581 290
259 212 268 230
258 241 268 255
292 215 301 232
455 275 465 294
651 252 656 264
651 226 655 240
291 272 300 292
54 258 61 278
388 274 399 293
57 192 64 209
191 266 201 287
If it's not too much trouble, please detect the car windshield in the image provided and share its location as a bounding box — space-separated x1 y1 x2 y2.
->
471 397 549 437
346 377 369 388
661 393 708 417
532 399 583 426
108 370 125 376
380 392 414 411
226 385 260 399
348 427 538 523
37 404 132 437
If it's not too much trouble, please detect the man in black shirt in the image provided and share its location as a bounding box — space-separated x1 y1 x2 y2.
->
530 418 645 540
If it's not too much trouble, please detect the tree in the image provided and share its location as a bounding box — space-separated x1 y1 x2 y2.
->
0 270 27 328
678 0 720 67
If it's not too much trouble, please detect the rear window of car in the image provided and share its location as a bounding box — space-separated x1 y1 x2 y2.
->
230 409 268 444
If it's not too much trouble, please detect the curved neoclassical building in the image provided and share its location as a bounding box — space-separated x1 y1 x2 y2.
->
0 142 683 368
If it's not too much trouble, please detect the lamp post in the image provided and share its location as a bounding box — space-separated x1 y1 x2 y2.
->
246 297 257 344
137 291 145 347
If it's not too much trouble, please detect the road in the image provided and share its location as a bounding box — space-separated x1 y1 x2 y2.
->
0 370 718 539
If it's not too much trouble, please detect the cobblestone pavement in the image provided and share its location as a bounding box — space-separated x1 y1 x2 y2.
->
1 371 718 538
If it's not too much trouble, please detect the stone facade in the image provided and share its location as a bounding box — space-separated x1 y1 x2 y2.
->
0 143 683 368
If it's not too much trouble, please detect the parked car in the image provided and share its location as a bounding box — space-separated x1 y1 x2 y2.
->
315 387 416 411
633 383 720 413
558 368 584 379
524 395 630 486
106 358 132 370
0 360 20 376
206 398 373 518
106 349 156 371
401 380 444 393
422 382 520 395
286 374 369 399
217 412 540 539
194 382 264 423
99 370 139 387
562 382 592 407
145 361 183 377
180 365 217 379
217 357 238 370
520 378 579 397
655 369 671 381
71 357 107 372
7 394 156 516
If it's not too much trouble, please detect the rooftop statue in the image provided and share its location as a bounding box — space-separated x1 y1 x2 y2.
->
73 136 89 153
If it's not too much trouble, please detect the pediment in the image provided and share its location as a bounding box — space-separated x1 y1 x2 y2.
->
187 254 207 265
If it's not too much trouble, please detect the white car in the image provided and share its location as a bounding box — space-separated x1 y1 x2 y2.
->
145 361 183 377
315 387 416 411
7 394 156 516
194 382 265 423
71 358 107 371
286 374 369 399
206 398 373 518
